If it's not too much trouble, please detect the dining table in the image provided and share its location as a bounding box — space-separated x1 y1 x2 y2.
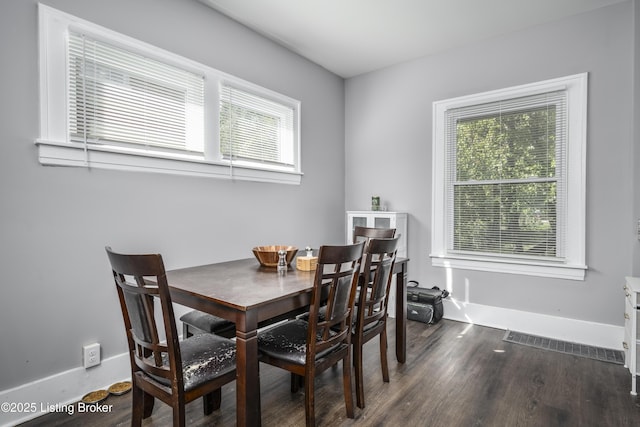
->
166 255 409 427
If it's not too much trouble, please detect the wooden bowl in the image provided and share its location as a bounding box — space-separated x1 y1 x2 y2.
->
252 245 298 267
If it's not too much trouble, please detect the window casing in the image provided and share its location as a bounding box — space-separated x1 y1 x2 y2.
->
37 4 302 184
431 74 587 280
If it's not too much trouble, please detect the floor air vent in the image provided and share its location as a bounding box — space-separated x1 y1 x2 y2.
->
502 330 624 365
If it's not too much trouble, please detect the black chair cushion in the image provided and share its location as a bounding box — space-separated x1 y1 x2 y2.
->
180 310 235 335
147 333 236 391
258 319 345 365
180 333 236 390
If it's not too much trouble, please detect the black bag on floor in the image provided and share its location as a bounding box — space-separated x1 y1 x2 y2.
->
406 281 448 324
407 300 434 324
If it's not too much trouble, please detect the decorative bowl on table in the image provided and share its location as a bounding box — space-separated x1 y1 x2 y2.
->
252 245 298 267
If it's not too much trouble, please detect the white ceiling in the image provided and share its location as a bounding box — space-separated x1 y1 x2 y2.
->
199 0 626 78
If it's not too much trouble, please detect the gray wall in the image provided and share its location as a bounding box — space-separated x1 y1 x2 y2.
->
346 1 637 325
0 0 345 390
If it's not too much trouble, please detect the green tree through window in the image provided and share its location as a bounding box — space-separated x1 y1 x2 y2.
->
453 106 558 257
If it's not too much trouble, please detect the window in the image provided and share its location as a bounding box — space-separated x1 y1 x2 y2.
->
37 4 301 184
220 84 296 171
67 31 205 154
431 74 587 280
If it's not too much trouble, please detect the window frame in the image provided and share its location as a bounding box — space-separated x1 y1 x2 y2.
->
431 74 588 280
37 4 302 185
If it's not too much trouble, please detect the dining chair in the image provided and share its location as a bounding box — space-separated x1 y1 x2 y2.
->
180 310 235 339
257 242 365 427
352 225 395 246
351 236 399 409
105 247 237 427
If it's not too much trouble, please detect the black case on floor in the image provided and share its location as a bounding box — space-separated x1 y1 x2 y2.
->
407 301 434 323
406 282 445 323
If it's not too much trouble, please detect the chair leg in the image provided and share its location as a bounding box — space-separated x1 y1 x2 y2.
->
203 389 221 415
183 322 192 338
291 373 303 393
172 405 186 427
142 390 155 419
342 353 355 419
354 339 365 409
131 385 144 426
304 372 316 427
380 328 390 383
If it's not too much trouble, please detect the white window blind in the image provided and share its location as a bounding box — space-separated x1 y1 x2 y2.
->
68 31 204 153
220 84 295 169
38 5 302 184
445 91 567 261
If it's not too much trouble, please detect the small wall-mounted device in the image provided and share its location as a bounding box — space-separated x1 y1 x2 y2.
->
83 343 101 368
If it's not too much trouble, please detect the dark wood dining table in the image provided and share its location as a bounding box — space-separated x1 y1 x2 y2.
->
166 255 409 427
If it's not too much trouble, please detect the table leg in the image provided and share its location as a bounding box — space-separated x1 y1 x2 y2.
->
235 318 261 427
395 262 407 363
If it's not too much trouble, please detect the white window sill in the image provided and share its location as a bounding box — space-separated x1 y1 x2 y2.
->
35 140 302 185
430 253 587 281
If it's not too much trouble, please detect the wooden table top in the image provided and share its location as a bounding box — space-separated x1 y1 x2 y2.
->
167 256 408 312
167 257 316 311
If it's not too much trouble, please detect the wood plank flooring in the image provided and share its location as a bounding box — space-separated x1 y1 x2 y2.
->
19 319 640 426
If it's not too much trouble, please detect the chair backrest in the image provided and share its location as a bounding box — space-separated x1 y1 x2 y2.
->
105 247 183 389
352 226 396 251
306 242 365 358
355 237 399 333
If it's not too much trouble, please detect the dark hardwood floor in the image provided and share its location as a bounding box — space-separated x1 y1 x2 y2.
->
19 319 640 426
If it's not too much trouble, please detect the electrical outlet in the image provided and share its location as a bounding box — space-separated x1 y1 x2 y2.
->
83 343 101 368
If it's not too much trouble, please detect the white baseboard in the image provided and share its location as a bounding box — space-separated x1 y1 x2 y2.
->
1 301 624 426
442 298 624 350
0 352 130 427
